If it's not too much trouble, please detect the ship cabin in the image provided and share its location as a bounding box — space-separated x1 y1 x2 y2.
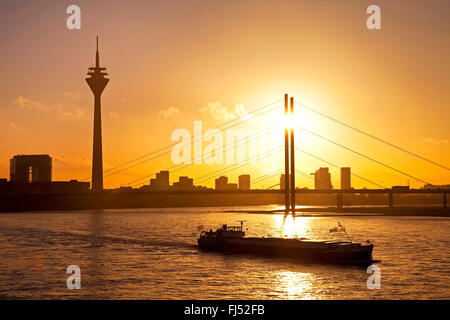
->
199 223 245 242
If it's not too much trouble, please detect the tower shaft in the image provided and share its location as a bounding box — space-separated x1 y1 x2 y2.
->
86 37 109 192
91 94 103 191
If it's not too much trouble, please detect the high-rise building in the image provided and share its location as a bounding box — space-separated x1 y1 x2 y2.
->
7 155 89 193
238 174 250 190
311 167 332 189
340 167 351 189
86 37 109 192
150 171 170 191
10 155 52 183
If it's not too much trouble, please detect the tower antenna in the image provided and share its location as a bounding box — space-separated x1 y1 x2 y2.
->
95 36 100 68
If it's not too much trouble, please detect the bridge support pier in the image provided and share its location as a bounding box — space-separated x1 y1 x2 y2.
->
337 193 343 210
290 97 295 215
388 192 394 208
284 94 290 214
444 193 447 208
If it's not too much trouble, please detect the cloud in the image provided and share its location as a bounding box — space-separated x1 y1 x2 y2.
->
55 104 84 119
420 137 448 145
14 92 85 119
159 106 181 118
62 91 83 101
200 102 251 121
9 122 23 132
15 96 49 111
52 155 90 167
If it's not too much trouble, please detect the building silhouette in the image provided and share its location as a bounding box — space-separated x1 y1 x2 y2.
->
10 155 52 183
215 176 237 190
228 183 238 190
238 174 250 190
173 176 194 190
3 154 89 193
150 171 170 191
423 184 450 189
215 176 228 190
392 185 410 191
311 167 332 189
86 37 109 192
340 167 351 189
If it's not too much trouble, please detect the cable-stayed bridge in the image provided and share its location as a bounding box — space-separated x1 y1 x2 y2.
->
82 94 449 211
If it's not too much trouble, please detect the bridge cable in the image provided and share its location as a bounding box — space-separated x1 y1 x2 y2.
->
103 103 283 181
193 146 283 185
128 124 283 187
295 147 385 189
296 126 433 186
81 98 283 181
295 101 449 171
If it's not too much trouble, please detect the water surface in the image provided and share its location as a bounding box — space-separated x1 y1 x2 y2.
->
0 206 448 299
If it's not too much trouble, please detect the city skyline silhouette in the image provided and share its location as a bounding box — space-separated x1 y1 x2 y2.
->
0 1 449 303
0 1 449 190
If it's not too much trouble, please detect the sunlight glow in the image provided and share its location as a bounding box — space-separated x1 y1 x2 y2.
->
276 270 318 300
285 113 295 129
273 214 313 239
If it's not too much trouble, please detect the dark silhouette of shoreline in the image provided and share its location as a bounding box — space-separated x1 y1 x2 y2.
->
0 191 448 216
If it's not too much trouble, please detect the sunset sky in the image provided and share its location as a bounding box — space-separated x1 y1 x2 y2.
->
0 0 449 189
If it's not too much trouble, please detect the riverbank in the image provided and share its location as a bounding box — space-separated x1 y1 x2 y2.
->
0 191 447 216
227 206 450 217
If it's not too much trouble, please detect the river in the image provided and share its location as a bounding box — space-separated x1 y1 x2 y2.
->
0 206 448 299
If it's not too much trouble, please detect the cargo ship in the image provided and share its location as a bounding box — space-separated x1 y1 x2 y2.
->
197 221 374 264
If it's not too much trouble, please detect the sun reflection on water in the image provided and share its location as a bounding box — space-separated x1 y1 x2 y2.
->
273 214 315 239
275 270 320 300
270 216 324 299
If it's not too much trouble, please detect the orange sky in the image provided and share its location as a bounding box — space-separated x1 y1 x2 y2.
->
0 0 449 189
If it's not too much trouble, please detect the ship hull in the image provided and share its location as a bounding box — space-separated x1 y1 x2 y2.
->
198 237 374 265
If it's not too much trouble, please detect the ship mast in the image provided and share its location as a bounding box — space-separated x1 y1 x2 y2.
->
237 220 247 231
